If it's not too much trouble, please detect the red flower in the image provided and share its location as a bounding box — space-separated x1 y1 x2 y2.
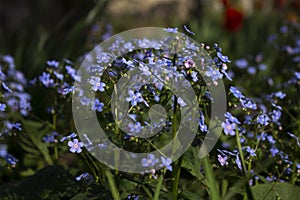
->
225 7 244 32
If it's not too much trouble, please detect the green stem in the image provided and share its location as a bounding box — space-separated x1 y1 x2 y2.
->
142 185 153 199
203 155 220 200
171 156 183 199
171 94 181 199
54 144 58 161
235 129 247 175
52 98 58 162
105 169 120 200
154 172 165 200
81 153 99 182
235 129 254 200
291 162 297 185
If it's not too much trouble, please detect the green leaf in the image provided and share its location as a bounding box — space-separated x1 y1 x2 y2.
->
181 181 207 200
182 147 204 180
0 165 81 199
202 155 221 200
21 120 53 165
70 193 96 200
251 182 300 200
181 190 205 200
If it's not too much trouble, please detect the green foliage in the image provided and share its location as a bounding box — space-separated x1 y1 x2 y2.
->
251 182 300 200
0 165 81 199
19 120 53 166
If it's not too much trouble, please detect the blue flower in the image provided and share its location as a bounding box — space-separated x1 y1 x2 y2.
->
230 86 244 99
247 66 257 75
205 67 223 81
217 52 230 63
274 91 286 99
128 122 143 135
191 71 198 82
0 144 7 157
177 97 187 107
91 99 104 112
199 111 208 132
240 99 257 110
163 27 178 33
46 60 59 68
235 154 242 170
19 98 31 116
39 72 54 88
65 65 76 77
76 172 94 184
257 114 270 125
60 132 77 142
280 26 288 33
141 154 159 167
68 139 84 153
54 71 64 80
235 58 248 69
160 156 173 171
258 64 267 71
271 110 281 123
270 146 279 156
243 115 253 124
89 77 106 92
65 65 81 82
126 90 143 106
97 52 111 63
3 55 14 67
2 82 12 93
183 25 195 35
0 103 6 111
245 146 256 157
272 103 282 110
61 86 76 95
267 135 276 144
124 42 134 52
4 154 18 165
0 70 5 80
213 43 222 52
154 95 160 102
217 154 228 166
80 97 91 106
221 120 236 136
127 195 139 200
43 131 59 143
225 112 241 124
295 72 300 79
221 67 233 81
287 132 300 147
5 121 22 131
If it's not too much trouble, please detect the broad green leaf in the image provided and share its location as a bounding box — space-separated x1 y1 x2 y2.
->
181 190 205 200
21 120 53 165
251 182 300 200
182 147 206 183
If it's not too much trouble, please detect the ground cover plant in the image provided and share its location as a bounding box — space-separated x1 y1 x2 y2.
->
0 1 300 200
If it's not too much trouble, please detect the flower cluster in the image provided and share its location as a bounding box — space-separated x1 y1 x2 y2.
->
215 22 300 186
0 55 32 166
70 27 236 176
35 59 80 95
1 23 300 199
